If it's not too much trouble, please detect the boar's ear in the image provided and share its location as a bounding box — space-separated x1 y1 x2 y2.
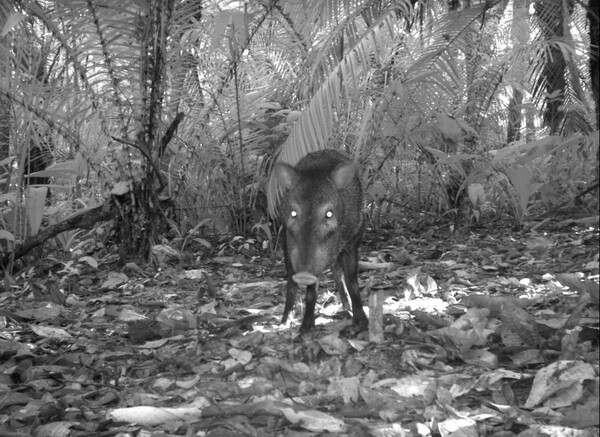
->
330 162 356 189
273 162 297 189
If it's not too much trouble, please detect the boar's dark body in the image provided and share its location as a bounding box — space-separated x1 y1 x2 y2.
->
274 149 368 333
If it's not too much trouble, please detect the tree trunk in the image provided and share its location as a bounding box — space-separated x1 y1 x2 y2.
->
0 95 10 193
533 0 571 135
525 105 535 143
508 0 530 144
0 4 11 193
118 0 175 262
588 4 599 129
507 87 523 143
589 2 599 183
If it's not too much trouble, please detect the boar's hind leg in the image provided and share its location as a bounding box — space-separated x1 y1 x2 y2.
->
339 247 368 330
333 260 352 312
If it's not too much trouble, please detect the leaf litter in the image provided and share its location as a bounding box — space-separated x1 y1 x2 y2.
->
0 221 598 436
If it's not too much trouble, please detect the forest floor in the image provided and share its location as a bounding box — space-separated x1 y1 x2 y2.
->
0 217 598 437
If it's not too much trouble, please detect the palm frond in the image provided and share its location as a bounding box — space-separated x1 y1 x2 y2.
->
529 0 594 134
277 10 400 163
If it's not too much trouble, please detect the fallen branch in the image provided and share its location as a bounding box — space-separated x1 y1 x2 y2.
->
3 197 117 266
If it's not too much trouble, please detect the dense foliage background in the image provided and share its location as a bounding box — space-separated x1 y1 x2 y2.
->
0 2 598 436
0 0 597 265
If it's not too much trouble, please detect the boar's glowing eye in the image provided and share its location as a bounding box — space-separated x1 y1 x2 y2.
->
291 210 297 218
326 210 333 218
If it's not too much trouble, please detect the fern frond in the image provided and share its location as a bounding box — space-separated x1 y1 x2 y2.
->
265 9 401 212
277 10 400 163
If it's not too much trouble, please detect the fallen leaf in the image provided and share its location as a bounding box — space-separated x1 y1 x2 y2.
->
279 407 346 432
525 360 596 408
30 325 72 340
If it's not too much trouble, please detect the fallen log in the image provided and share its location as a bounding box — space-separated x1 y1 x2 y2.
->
3 197 116 266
